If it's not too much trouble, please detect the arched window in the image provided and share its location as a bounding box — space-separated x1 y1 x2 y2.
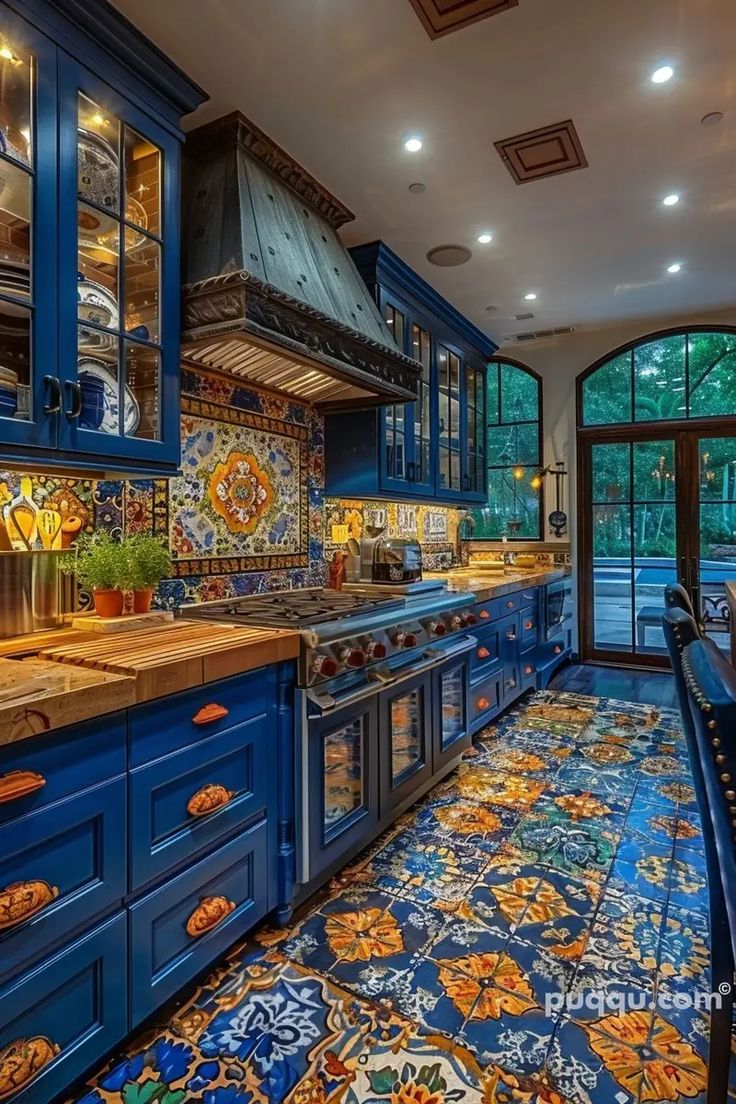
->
472 357 543 539
580 327 736 426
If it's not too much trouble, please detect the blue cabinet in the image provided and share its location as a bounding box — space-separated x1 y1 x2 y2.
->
325 241 495 506
0 0 205 474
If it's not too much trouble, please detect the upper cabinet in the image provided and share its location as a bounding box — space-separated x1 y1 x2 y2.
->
0 0 206 474
325 241 495 506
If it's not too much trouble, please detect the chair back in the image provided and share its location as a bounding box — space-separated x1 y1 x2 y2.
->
664 582 695 618
682 638 736 960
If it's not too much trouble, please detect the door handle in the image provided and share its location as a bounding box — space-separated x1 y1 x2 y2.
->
689 556 701 615
64 381 82 419
679 555 688 588
43 375 61 415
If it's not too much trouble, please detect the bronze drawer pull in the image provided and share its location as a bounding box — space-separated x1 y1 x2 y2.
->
186 784 235 818
0 880 59 931
477 647 490 660
186 895 236 938
506 600 514 609
477 697 490 710
525 620 534 630
479 610 490 620
525 665 535 675
192 704 229 726
0 1036 60 1100
0 771 46 805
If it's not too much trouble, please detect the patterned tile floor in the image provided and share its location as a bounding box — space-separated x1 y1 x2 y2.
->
73 690 727 1104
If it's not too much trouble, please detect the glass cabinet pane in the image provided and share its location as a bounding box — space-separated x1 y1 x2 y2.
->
78 94 120 211
413 323 431 484
124 125 160 236
390 687 423 783
440 666 465 751
126 342 159 440
0 32 33 422
323 718 365 834
125 236 160 342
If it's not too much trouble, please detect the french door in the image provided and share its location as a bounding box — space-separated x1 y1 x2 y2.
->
579 425 736 666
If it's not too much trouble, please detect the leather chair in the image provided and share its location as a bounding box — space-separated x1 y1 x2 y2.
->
664 581 696 618
680 635 736 1102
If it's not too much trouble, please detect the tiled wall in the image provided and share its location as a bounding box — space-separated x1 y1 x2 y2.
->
0 368 464 608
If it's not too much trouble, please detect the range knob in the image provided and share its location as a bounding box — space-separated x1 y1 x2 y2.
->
391 630 406 647
403 632 418 648
449 615 463 631
313 654 338 678
430 621 447 637
366 640 387 660
341 646 367 667
464 613 477 626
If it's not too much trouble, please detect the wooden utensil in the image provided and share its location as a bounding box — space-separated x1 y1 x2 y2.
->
38 508 62 551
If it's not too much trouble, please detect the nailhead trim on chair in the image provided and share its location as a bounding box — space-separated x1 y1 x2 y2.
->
682 649 736 840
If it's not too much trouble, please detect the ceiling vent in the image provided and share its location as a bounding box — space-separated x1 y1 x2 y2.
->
510 326 576 343
515 312 535 321
408 0 518 39
426 244 472 267
494 120 588 185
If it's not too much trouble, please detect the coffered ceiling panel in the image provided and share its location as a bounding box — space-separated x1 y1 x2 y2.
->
494 120 589 185
407 0 518 39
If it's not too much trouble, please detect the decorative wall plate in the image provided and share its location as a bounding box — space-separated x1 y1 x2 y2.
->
77 276 119 328
77 356 140 435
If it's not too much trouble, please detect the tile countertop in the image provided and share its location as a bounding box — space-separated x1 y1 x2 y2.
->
424 566 570 602
0 657 136 746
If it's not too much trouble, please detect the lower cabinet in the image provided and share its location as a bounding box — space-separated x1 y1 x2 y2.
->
0 912 127 1104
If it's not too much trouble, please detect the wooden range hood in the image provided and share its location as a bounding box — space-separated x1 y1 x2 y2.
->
181 112 421 410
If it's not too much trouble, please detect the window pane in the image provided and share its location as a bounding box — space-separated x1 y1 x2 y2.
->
0 300 30 420
592 442 630 503
583 352 632 425
0 159 30 299
633 440 675 502
78 94 120 212
500 362 538 422
126 341 160 441
0 34 32 166
689 332 736 418
700 438 736 501
633 503 677 654
487 363 500 424
634 335 686 421
488 422 539 466
593 504 632 650
479 468 540 538
125 235 160 343
124 126 160 236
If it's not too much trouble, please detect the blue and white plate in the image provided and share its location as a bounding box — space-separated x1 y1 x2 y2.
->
77 356 140 436
77 275 119 328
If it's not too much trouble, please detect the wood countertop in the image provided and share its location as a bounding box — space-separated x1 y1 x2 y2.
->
37 620 301 704
0 657 135 746
424 566 569 602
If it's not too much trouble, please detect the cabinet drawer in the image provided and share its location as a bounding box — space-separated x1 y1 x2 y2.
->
129 667 276 766
0 715 125 828
0 912 126 1104
129 716 270 891
129 820 270 1027
0 778 126 981
469 625 502 681
469 670 502 727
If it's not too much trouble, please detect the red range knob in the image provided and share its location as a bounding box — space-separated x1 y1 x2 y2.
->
346 648 367 667
367 641 387 659
391 631 406 647
314 655 338 678
431 621 447 636
403 633 418 648
464 613 477 626
449 615 462 630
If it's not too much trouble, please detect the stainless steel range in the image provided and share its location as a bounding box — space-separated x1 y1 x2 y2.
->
185 586 478 895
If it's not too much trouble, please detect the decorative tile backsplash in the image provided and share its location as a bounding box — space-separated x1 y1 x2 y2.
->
0 367 466 607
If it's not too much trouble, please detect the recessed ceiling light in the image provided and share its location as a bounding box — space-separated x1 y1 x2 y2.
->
408 182 426 194
404 136 423 152
524 292 537 301
651 65 674 84
701 111 724 127
477 232 493 244
662 193 680 206
667 262 683 274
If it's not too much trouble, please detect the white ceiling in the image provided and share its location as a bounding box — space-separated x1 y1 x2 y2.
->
114 0 736 344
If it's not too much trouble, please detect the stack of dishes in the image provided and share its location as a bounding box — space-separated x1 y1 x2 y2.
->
0 258 30 299
0 365 18 417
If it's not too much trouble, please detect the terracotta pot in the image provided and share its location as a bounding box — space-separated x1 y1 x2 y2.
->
133 587 154 613
93 588 124 617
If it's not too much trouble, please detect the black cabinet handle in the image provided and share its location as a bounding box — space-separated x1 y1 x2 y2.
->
43 375 61 415
462 474 471 490
64 380 82 419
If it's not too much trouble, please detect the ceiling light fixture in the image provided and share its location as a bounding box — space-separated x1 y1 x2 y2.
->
667 262 683 274
662 193 680 206
477 232 493 244
651 65 674 84
404 136 423 152
701 111 724 127
524 292 537 301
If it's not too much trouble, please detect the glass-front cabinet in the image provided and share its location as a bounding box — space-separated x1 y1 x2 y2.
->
433 655 470 771
0 2 203 473
379 669 433 815
325 241 494 506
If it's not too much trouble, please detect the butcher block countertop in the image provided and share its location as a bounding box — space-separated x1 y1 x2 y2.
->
425 566 569 602
0 657 135 746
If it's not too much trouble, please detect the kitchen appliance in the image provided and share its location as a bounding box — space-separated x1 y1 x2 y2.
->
0 551 77 638
545 576 573 639
371 537 422 584
183 586 478 890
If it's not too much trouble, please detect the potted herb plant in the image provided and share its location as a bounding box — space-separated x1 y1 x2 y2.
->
60 531 127 617
125 535 172 612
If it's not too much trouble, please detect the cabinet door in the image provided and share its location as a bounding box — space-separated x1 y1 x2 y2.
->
433 656 471 772
0 8 57 449
57 54 180 467
308 700 379 879
499 611 522 704
378 298 434 497
462 361 487 502
379 669 433 816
